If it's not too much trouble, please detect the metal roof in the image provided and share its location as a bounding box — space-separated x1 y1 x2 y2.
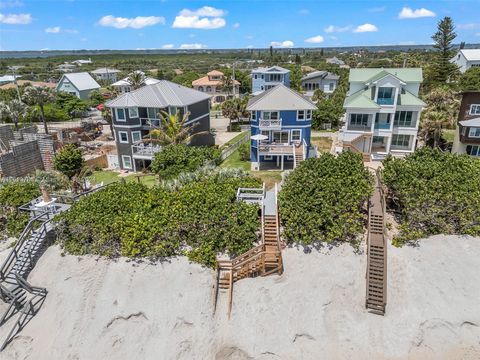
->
459 118 480 127
91 68 121 74
106 80 211 108
458 49 480 61
349 68 423 83
251 66 290 74
343 89 380 109
301 70 340 81
60 72 100 91
247 84 316 111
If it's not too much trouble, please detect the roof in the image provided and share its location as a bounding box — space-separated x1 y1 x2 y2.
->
398 91 426 107
247 84 316 111
458 49 480 61
207 70 224 76
326 57 345 65
251 66 290 74
91 68 121 74
343 89 380 109
349 68 423 83
112 75 160 87
106 80 211 108
301 71 339 82
0 75 21 83
192 73 240 87
0 80 56 90
459 118 480 127
59 72 100 91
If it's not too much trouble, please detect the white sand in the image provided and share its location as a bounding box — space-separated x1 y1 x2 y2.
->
0 235 479 360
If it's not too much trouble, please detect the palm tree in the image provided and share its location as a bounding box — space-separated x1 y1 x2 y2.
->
22 86 55 134
149 110 209 145
126 71 147 90
219 75 234 96
0 99 28 130
221 97 250 130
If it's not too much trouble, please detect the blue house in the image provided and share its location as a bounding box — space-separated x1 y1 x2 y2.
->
251 66 290 94
247 84 317 171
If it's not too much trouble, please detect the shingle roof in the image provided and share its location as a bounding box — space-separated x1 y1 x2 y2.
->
301 70 339 81
459 118 480 127
106 80 211 108
349 68 423 83
91 68 120 74
61 72 100 91
343 89 380 109
247 84 316 111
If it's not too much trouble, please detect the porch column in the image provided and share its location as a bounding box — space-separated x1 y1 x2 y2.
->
281 155 284 171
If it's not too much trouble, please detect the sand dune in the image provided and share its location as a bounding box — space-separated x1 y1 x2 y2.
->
0 235 479 360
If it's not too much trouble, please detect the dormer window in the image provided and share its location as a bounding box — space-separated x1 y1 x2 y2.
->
377 87 395 105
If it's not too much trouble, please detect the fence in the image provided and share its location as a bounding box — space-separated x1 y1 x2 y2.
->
220 132 250 161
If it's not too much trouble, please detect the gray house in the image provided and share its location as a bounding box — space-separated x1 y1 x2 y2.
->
106 80 214 171
301 71 340 97
56 72 101 100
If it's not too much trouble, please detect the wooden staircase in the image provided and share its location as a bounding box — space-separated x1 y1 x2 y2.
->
294 146 304 168
365 172 387 315
215 186 283 318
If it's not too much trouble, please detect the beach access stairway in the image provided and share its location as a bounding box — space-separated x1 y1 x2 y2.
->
293 139 307 168
215 185 283 318
365 171 387 315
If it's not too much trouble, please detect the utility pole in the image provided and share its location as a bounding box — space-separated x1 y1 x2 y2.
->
232 62 236 97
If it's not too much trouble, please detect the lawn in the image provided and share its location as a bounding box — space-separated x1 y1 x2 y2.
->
311 136 333 153
221 131 248 149
220 149 250 171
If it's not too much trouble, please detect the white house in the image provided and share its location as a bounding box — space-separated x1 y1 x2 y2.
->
251 66 290 94
301 71 339 97
450 49 480 73
340 68 425 161
111 71 160 94
91 68 121 83
56 72 101 100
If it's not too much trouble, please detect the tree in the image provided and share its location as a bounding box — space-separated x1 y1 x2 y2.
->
289 65 303 92
53 144 84 179
56 92 88 116
22 86 55 134
458 68 480 92
0 99 28 130
219 74 234 96
88 90 104 107
126 71 147 90
221 97 249 131
101 107 114 139
171 71 199 88
420 87 459 148
312 89 326 103
150 110 208 145
430 17 459 85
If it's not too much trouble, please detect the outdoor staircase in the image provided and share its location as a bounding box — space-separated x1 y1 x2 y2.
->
294 146 304 168
214 185 283 318
365 172 387 315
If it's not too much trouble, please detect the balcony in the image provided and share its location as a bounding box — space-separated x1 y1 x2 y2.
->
374 122 391 130
258 143 294 155
259 118 282 130
132 142 162 159
141 118 161 128
347 124 371 132
376 98 395 106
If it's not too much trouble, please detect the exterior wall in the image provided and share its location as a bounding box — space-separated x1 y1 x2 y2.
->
451 52 480 73
252 71 290 93
302 77 338 95
93 72 118 83
56 77 80 98
453 92 480 155
457 92 480 122
0 141 44 177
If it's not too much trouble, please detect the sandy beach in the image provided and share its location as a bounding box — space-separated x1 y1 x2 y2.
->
0 235 479 360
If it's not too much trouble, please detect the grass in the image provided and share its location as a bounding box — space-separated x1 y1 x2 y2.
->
221 131 248 148
311 136 333 153
220 149 250 171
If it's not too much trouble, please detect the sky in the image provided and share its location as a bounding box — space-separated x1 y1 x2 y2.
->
0 0 479 51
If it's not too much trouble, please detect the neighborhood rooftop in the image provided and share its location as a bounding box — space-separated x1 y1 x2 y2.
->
252 66 290 73
301 70 340 81
91 68 121 74
247 83 316 111
106 80 211 108
457 49 480 61
62 72 100 91
348 68 423 83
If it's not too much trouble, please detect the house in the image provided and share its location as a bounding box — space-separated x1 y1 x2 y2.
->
452 91 480 157
247 84 317 171
326 57 345 66
105 80 214 171
340 68 425 161
301 70 340 97
192 70 240 105
72 58 92 65
91 68 121 83
450 49 480 73
111 71 160 94
251 66 290 94
0 75 21 85
56 72 101 100
56 63 77 73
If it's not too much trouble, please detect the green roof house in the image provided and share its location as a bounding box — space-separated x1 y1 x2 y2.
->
341 68 425 161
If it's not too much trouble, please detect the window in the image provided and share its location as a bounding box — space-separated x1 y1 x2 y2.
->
391 134 411 148
198 86 204 92
272 131 289 143
264 155 273 160
147 108 159 119
466 145 480 157
470 105 480 115
291 130 301 142
118 131 129 143
377 87 395 105
261 130 270 140
129 107 139 118
206 86 212 92
122 155 133 169
350 114 369 126
298 110 312 120
116 108 126 121
262 111 279 120
131 131 142 143
254 74 258 79
306 110 312 120
251 111 257 120
394 111 414 127
329 83 334 91
469 127 480 138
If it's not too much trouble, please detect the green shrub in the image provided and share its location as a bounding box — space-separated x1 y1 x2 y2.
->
53 144 84 178
55 168 261 267
238 142 250 161
279 151 374 245
382 147 480 245
25 103 70 122
150 144 221 179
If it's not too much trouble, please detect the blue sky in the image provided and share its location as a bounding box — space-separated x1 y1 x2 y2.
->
1 0 479 51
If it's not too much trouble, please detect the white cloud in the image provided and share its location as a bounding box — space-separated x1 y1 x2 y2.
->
45 26 60 33
0 0 23 9
98 15 165 29
398 7 436 19
324 25 351 33
233 22 240 29
0 13 31 24
458 23 480 30
179 43 207 49
270 40 294 48
304 35 324 44
173 6 226 29
161 44 174 49
353 23 378 33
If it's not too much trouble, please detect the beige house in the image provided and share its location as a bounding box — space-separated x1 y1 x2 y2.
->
192 70 240 105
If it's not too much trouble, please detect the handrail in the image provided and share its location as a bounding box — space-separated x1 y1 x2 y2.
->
231 244 265 269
